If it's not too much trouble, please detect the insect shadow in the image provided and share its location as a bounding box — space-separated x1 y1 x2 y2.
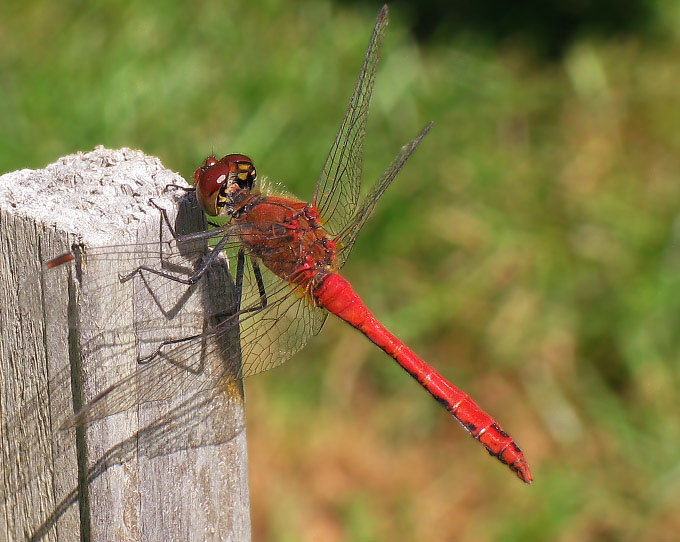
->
5 189 246 540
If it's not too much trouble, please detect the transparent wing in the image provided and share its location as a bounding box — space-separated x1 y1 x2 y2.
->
29 224 326 429
335 122 433 267
312 5 388 237
236 256 328 377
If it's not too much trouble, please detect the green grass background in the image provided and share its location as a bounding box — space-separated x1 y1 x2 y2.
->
3 1 680 540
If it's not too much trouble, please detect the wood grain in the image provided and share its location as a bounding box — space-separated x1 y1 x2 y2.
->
0 147 250 541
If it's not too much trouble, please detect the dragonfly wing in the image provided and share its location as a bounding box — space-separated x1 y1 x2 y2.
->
238 270 327 378
56 243 326 428
312 5 388 237
335 122 433 267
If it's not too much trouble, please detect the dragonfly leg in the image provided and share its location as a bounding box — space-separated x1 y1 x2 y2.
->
233 252 268 313
149 198 181 239
164 183 196 193
211 248 246 322
149 197 222 238
234 248 246 313
251 257 268 309
212 250 268 321
119 231 232 285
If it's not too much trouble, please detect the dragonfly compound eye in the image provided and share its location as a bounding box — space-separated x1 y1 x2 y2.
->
222 154 257 191
195 153 257 216
194 155 219 195
195 161 231 216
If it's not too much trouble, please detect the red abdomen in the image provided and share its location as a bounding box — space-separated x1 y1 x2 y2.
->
313 272 532 483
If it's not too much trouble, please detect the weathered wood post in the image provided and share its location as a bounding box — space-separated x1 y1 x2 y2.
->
0 147 251 541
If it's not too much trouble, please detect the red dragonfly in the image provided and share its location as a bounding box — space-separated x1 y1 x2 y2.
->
48 5 531 483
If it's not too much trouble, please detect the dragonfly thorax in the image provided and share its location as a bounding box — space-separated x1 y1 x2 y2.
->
194 153 257 216
234 196 339 288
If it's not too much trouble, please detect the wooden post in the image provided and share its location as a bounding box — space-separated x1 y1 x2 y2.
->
0 147 251 541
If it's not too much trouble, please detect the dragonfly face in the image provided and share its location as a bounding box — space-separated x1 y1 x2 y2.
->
194 153 257 216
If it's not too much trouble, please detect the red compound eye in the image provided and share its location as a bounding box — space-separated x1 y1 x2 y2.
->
221 154 257 191
194 153 257 216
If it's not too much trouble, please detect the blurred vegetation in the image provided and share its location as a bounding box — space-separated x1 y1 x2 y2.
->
347 0 659 58
2 0 680 541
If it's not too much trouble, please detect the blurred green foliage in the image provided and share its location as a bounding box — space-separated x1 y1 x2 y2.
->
347 0 660 58
2 1 680 541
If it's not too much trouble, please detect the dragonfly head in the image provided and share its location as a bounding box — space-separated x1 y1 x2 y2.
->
194 154 257 216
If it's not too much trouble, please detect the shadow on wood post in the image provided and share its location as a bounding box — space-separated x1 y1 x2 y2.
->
0 147 251 541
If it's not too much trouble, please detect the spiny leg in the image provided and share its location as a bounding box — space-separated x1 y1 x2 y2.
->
147 197 224 263
119 230 232 285
251 257 268 309
234 248 246 313
149 198 181 240
136 247 239 368
149 198 219 239
214 250 268 320
235 252 269 313
137 250 245 366
132 198 233 366
164 183 196 194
